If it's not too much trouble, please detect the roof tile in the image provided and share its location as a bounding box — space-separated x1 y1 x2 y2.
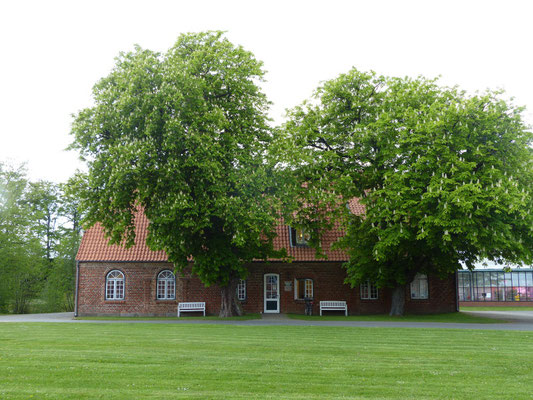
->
76 198 365 262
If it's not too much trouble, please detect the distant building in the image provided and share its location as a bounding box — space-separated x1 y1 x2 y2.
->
458 268 533 306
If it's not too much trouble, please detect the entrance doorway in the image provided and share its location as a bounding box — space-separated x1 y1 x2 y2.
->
264 273 280 313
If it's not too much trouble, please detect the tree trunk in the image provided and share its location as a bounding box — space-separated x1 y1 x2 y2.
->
219 276 243 317
389 285 405 316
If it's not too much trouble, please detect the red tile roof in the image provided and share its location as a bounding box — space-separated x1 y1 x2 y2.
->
76 210 167 262
76 199 365 262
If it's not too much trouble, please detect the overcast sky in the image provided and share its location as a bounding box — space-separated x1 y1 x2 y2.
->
1 0 532 183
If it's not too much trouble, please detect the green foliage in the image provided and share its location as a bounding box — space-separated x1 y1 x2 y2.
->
69 32 286 291
0 163 81 313
27 181 60 262
286 68 533 289
0 163 46 313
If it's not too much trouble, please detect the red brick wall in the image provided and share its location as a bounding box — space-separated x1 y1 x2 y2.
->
239 262 457 315
404 273 458 314
77 261 457 316
77 262 183 316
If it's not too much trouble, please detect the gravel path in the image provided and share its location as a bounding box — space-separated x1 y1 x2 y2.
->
1 311 533 331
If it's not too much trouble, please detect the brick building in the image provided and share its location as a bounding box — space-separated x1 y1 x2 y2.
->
75 202 458 316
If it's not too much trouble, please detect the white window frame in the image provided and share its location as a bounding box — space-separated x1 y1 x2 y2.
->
157 270 176 300
236 279 246 301
106 270 125 300
294 278 313 299
410 273 429 299
360 281 379 300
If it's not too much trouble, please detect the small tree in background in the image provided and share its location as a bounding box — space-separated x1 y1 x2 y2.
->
0 163 46 313
70 32 286 316
286 69 533 315
38 181 82 312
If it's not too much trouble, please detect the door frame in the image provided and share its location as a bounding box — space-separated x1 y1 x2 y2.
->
263 273 280 313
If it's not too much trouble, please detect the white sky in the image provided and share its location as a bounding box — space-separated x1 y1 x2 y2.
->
1 0 532 183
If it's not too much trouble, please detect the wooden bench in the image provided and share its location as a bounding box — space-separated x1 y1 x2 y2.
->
320 301 347 316
178 302 206 317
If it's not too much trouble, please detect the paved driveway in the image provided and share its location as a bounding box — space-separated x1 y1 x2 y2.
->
462 310 533 323
0 312 74 322
1 311 533 331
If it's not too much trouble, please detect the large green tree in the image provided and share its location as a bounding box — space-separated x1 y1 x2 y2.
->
286 69 533 315
70 32 285 316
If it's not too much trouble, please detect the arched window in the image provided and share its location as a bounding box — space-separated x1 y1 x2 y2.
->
106 270 125 300
157 270 176 300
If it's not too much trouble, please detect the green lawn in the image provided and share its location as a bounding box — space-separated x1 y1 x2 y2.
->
461 306 533 311
75 313 261 321
1 323 532 399
288 312 501 324
76 312 497 324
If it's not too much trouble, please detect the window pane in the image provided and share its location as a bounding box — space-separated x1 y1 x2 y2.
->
295 229 310 245
419 278 428 299
106 281 114 299
116 281 124 299
526 272 533 287
298 279 305 299
484 272 491 287
371 284 378 299
169 280 175 299
305 279 313 298
476 273 484 288
411 274 428 299
236 279 246 301
504 273 512 287
410 281 419 299
360 282 368 299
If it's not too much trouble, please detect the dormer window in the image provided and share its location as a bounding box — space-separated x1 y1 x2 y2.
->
290 227 310 247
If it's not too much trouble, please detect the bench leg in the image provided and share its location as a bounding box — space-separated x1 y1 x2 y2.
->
320 309 322 316
345 309 347 316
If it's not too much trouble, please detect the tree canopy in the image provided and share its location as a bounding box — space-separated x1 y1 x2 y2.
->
286 69 533 314
70 31 286 316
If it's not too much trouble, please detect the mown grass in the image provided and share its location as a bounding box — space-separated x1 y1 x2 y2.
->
1 323 532 399
75 313 261 321
288 312 501 324
461 306 533 311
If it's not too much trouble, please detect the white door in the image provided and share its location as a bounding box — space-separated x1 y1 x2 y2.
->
264 273 280 313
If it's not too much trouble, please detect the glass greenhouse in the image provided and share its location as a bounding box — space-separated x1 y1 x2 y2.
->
458 269 533 302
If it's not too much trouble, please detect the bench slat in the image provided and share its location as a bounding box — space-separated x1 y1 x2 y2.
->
178 302 206 317
319 301 347 316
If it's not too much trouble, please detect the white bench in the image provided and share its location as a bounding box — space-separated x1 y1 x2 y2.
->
178 302 205 317
320 301 347 316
